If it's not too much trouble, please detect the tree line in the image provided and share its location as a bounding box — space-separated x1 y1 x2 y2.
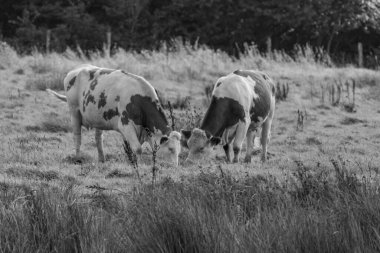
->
1 0 380 65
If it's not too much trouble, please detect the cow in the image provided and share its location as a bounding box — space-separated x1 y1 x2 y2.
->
181 69 275 164
47 64 181 166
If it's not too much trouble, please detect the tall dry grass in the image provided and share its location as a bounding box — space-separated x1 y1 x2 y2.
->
1 159 380 252
1 39 379 93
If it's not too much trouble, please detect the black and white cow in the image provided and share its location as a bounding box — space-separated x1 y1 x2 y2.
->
47 64 181 165
181 69 275 163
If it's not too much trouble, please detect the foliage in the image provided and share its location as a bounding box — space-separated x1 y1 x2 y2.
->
1 0 380 65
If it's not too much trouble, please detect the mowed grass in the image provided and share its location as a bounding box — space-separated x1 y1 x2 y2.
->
0 41 380 252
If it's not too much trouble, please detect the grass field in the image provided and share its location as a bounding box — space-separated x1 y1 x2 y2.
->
1 41 380 252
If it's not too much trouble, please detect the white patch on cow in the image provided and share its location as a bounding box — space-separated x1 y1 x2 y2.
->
245 76 259 100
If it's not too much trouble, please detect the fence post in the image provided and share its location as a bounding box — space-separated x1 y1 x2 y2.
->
106 26 111 58
358 42 363 67
266 36 272 58
46 29 51 54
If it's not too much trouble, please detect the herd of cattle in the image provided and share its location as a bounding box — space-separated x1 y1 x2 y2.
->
47 64 276 166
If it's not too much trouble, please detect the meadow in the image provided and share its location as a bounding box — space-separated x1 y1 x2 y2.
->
0 41 380 252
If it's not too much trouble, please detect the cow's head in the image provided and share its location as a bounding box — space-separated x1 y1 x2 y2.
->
181 128 221 164
156 131 181 166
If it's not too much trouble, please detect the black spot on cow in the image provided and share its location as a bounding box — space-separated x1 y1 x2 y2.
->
90 79 98 90
82 90 95 112
120 110 129 125
88 70 97 80
82 90 91 112
98 91 107 109
67 76 76 91
216 82 222 88
201 97 245 137
98 69 115 75
115 95 120 102
120 95 170 134
103 107 119 121
85 94 96 106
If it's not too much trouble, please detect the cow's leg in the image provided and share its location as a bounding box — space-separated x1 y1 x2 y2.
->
95 129 105 162
244 128 255 163
222 130 232 163
223 143 232 163
260 117 273 162
70 109 82 158
232 118 250 163
118 122 142 156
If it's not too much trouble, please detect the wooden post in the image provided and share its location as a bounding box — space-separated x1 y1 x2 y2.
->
266 36 272 58
106 26 111 58
321 84 325 104
335 84 341 105
46 29 51 54
352 79 356 106
358 42 363 67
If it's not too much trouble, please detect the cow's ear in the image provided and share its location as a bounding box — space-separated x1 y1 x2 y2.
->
160 136 169 144
180 129 192 140
209 136 221 146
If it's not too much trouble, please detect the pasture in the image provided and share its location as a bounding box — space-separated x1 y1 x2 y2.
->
1 42 380 252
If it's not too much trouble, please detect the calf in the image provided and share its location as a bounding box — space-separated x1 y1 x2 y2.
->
181 69 275 163
47 65 181 165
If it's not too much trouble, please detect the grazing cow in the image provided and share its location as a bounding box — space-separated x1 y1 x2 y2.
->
47 64 181 165
181 69 275 163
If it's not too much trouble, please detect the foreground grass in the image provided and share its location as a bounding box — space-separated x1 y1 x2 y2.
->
1 160 379 253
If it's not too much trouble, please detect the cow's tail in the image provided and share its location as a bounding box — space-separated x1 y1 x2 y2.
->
46 88 67 102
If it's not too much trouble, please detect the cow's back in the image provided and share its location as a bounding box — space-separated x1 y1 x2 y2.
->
232 70 275 126
64 65 159 130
